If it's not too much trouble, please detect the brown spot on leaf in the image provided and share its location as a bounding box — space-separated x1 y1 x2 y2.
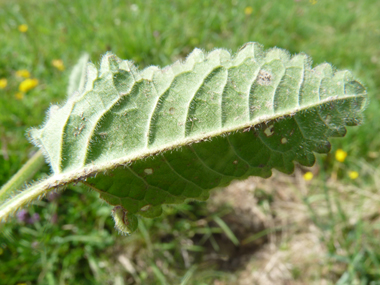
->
257 70 272 86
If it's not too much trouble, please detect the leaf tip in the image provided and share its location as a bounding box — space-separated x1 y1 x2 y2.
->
112 206 138 235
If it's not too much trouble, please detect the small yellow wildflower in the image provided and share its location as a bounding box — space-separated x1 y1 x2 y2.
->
309 0 317 4
244 6 253 15
15 92 25 100
335 149 347 162
16 69 31 78
303 171 313 181
52 59 65 71
0 78 7 89
349 171 359 180
19 78 38 92
18 24 28 33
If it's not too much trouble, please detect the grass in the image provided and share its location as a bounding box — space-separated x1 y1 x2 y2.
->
1 0 380 284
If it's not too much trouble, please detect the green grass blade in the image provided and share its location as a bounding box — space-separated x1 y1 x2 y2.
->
0 150 45 202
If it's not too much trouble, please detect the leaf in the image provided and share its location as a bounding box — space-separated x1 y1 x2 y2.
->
67 53 90 97
0 43 367 233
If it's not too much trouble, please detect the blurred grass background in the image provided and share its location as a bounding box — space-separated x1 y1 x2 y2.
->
0 0 380 284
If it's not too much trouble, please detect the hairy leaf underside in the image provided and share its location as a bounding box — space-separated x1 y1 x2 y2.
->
25 43 366 233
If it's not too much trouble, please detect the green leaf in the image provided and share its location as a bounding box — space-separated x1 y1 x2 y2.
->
0 43 367 234
67 53 90 97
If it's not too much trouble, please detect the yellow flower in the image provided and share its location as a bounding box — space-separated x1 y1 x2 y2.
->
303 171 313 181
0 78 7 89
18 24 28 33
335 149 347 162
348 171 359 180
19 78 38 92
52 59 65 71
16 69 31 78
15 92 25 100
309 0 317 4
244 6 253 15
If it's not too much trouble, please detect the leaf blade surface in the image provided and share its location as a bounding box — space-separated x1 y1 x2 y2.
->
1 43 366 228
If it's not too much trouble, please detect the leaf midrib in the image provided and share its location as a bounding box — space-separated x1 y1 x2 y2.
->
55 93 363 179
